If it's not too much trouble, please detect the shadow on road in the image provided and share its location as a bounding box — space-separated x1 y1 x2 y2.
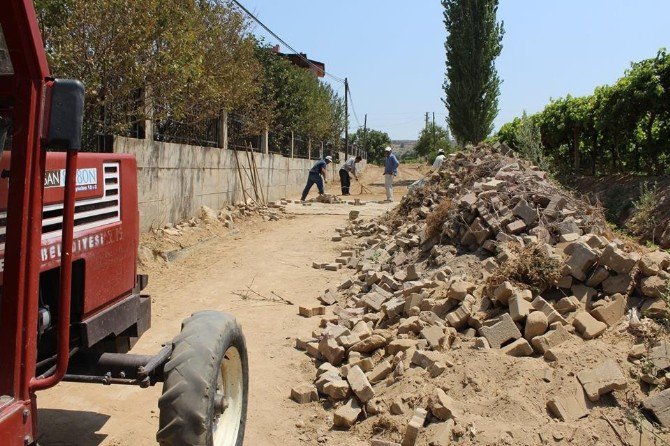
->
37 408 110 446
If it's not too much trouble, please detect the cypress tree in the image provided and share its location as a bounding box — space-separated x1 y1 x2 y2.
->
443 0 504 145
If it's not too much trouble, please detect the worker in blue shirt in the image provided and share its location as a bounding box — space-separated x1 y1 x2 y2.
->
383 147 399 202
301 156 333 201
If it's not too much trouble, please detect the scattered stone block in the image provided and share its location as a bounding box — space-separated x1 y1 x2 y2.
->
493 281 515 305
429 388 461 421
642 388 670 427
513 199 538 225
599 243 639 275
404 293 425 313
556 275 573 289
547 383 590 422
480 313 522 348
346 365 375 403
531 324 573 354
319 289 338 305
525 311 549 341
319 337 345 365
349 210 360 220
367 360 393 383
502 338 533 357
509 295 531 321
332 236 342 242
641 275 668 299
411 350 446 369
359 292 389 312
421 326 446 350
506 219 527 234
406 264 420 281
642 297 670 319
573 311 607 339
306 341 323 360
559 233 579 243
576 359 627 402
428 361 447 378
323 380 351 400
445 303 472 329
333 398 362 428
299 306 326 318
325 263 341 271
601 274 633 295
586 266 610 288
429 420 455 446
448 280 475 301
628 344 646 360
401 408 428 446
349 334 387 354
590 293 627 326
387 339 419 355
565 242 598 281
649 341 670 371
555 295 580 313
531 297 565 324
291 383 318 404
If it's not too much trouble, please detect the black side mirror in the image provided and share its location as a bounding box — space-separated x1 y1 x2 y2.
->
44 79 85 151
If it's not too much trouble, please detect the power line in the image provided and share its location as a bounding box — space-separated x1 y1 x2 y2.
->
231 0 345 84
347 86 362 128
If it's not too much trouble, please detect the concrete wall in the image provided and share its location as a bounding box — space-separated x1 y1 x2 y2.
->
114 136 356 232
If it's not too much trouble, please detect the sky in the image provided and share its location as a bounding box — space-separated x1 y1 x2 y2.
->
238 0 670 141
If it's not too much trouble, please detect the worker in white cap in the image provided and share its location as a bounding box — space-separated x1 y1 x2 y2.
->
432 149 446 170
383 147 399 202
301 156 333 201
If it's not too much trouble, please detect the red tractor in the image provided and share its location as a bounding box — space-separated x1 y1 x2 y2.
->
0 1 248 445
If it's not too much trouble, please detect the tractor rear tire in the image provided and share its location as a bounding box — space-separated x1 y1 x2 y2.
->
157 311 248 446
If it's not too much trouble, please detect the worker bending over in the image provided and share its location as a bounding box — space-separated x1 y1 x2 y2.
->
301 156 332 201
339 155 362 195
432 149 446 170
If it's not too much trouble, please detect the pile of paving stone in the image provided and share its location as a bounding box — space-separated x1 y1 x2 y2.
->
291 144 670 445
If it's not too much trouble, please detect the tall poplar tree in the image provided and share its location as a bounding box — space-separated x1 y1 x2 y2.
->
442 0 504 145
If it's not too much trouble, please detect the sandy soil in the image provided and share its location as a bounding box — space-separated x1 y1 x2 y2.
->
35 164 424 446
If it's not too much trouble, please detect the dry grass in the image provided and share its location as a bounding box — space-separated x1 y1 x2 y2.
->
488 243 563 295
425 198 452 240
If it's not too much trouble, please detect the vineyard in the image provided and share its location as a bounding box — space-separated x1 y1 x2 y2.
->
497 50 670 176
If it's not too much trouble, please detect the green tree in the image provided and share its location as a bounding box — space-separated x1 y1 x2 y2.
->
414 123 452 157
249 43 344 147
498 49 670 176
36 0 260 147
350 128 391 164
442 0 504 146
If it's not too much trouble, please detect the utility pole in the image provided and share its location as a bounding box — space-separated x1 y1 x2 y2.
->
432 112 436 151
362 113 368 159
425 112 429 132
344 77 349 159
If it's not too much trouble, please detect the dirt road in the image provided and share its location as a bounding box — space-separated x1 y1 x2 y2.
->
36 164 423 445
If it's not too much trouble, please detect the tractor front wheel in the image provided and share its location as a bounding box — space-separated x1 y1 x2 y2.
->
157 311 248 446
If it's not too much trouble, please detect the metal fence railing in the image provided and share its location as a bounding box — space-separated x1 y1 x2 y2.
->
227 114 261 152
73 89 370 160
153 116 220 148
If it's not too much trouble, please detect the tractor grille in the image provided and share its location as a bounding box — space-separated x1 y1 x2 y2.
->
0 162 121 248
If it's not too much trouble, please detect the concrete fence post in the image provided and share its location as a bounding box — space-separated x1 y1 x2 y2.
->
218 110 228 149
262 126 269 154
308 138 312 160
320 142 324 159
143 86 154 141
291 131 295 158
